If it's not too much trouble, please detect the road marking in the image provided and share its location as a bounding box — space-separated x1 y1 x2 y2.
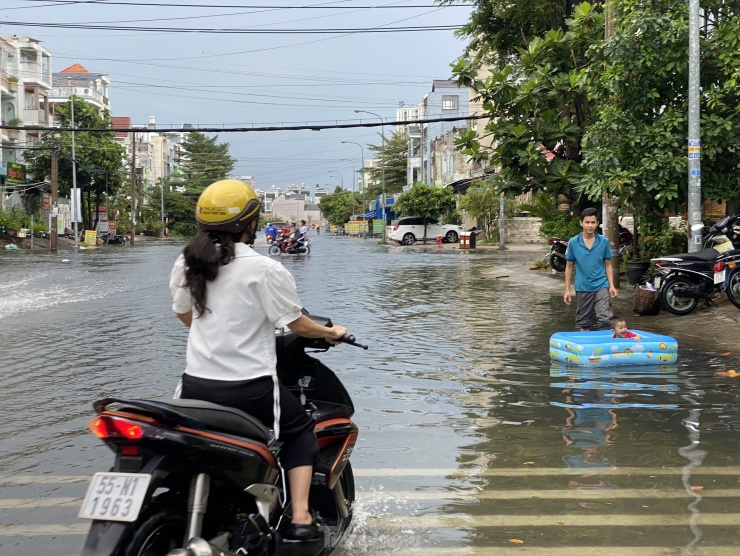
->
352 467 740 477
369 549 740 556
0 497 82 509
357 488 740 500
3 466 740 485
366 513 740 527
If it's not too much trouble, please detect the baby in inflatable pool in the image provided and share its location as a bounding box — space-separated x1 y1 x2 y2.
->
610 316 642 341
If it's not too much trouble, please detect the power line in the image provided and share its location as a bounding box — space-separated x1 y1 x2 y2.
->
2 114 485 134
20 1 468 9
1 20 461 33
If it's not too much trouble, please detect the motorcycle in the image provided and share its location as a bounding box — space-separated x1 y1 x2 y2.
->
266 235 275 244
79 314 366 556
547 224 633 272
269 235 311 256
652 214 740 315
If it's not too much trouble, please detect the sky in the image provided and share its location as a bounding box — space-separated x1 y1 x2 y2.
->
3 0 472 192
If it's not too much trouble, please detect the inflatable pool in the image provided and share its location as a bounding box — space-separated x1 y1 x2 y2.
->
549 330 678 366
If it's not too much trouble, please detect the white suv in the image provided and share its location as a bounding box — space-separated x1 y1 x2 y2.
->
389 217 462 245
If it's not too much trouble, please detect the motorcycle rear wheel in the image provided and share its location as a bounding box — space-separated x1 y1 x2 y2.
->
549 252 567 272
268 244 281 256
313 462 355 555
660 275 699 315
726 268 740 310
123 507 187 556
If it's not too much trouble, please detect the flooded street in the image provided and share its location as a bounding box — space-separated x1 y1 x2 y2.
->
1 235 740 555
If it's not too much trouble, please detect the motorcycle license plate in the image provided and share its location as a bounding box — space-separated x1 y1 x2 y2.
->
654 276 662 289
78 472 151 522
714 269 726 284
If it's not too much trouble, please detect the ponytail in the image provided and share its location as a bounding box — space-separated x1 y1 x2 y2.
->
183 231 240 316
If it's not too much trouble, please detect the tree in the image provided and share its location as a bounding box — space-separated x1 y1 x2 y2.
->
24 96 126 229
457 178 501 240
177 132 236 196
578 0 740 213
366 129 408 198
393 183 456 243
452 3 603 203
318 186 359 227
442 0 586 62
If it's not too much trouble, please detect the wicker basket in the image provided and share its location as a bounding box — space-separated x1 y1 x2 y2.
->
633 285 661 315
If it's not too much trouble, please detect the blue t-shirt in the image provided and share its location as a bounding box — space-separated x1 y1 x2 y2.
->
565 233 611 292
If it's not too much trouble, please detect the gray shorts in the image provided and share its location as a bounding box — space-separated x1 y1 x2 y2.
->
575 287 613 330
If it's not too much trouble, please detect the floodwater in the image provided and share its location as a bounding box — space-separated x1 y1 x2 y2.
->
1 234 739 555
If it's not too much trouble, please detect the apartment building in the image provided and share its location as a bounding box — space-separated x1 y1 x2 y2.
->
1 35 52 167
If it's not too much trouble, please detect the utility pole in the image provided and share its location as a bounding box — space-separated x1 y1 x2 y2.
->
341 140 367 238
603 1 620 286
50 148 58 252
130 132 136 246
70 91 79 248
687 0 702 252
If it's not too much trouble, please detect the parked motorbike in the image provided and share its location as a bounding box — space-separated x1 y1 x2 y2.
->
724 262 740 309
99 232 127 245
547 225 633 272
652 214 740 315
269 235 311 256
79 314 366 556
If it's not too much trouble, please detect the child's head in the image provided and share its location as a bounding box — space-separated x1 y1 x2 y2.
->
610 315 629 337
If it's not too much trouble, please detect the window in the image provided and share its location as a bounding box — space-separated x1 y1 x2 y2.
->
25 90 35 110
442 95 459 110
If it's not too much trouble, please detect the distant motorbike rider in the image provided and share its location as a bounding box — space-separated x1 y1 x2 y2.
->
264 222 277 241
169 179 347 541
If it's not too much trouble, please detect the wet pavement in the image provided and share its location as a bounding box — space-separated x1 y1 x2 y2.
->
0 235 739 555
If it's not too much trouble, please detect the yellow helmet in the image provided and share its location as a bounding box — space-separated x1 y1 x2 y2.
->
195 179 261 233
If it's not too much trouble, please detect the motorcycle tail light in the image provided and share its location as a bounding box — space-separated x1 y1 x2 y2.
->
549 238 557 245
714 262 725 272
89 415 144 440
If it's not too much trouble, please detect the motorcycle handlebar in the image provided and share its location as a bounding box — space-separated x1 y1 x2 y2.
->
339 334 368 350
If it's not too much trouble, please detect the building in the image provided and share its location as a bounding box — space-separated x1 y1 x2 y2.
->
1 35 52 167
397 80 471 188
49 63 110 122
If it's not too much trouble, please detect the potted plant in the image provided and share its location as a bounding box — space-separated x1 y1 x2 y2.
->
624 216 686 285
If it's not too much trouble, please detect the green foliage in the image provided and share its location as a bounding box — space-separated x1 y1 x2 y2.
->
23 96 127 230
0 206 26 231
366 129 408 198
178 132 236 196
539 211 582 240
457 178 517 239
633 217 686 261
394 183 456 242
452 4 603 200
318 186 359 226
453 0 740 227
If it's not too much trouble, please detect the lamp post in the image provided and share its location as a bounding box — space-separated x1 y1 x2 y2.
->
342 140 367 239
354 110 386 243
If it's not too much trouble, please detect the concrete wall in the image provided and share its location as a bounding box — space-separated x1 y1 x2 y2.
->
504 216 544 244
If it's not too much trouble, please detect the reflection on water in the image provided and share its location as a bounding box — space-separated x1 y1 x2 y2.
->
1 239 740 554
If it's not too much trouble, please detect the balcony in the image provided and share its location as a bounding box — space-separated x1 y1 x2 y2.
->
23 108 49 126
51 86 105 110
20 62 51 90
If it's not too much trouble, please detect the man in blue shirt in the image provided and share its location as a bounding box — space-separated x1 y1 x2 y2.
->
563 208 618 331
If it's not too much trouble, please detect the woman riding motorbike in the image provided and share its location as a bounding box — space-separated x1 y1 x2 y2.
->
168 179 347 541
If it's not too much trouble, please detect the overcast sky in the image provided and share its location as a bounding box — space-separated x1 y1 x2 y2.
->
3 0 471 191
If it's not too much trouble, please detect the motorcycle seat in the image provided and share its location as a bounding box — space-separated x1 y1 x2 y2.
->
660 248 719 261
312 401 352 422
109 398 271 443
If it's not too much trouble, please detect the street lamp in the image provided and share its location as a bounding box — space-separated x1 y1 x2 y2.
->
328 170 343 188
342 140 367 239
354 109 386 243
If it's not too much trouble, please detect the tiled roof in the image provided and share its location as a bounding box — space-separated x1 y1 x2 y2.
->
111 116 130 138
60 63 90 74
